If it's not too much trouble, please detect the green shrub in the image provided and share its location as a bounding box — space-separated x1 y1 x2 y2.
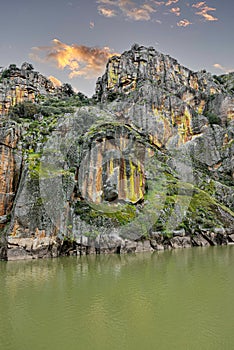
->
204 112 221 126
9 101 40 120
0 68 11 80
107 91 124 102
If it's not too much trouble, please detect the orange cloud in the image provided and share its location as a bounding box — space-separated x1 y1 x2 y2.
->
213 64 234 74
177 19 192 27
49 75 62 87
30 39 119 79
192 2 218 21
170 7 180 16
165 0 179 6
195 6 217 21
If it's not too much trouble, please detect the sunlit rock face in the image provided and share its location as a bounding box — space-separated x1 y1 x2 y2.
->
78 125 145 204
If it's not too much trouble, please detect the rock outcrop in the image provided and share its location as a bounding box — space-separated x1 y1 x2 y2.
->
0 63 74 115
0 44 233 260
5 229 234 261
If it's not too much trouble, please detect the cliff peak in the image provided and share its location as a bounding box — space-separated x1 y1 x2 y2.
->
95 44 223 102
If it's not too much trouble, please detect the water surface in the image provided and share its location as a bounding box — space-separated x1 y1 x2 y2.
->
0 246 234 350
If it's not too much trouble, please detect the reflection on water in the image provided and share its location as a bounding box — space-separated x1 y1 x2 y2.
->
0 247 234 350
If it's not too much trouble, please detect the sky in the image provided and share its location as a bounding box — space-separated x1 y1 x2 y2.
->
0 0 233 96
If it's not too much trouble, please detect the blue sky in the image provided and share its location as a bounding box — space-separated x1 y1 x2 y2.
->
0 0 233 96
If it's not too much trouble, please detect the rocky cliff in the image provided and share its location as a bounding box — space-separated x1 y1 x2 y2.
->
0 45 233 260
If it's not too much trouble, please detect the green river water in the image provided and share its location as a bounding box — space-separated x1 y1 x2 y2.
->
0 246 234 350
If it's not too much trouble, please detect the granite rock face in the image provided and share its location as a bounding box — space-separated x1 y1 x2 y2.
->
0 122 22 226
0 63 73 115
95 44 233 180
0 45 234 260
96 43 221 100
0 121 22 259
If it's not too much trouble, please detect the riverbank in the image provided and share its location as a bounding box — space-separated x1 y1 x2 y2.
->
2 227 234 261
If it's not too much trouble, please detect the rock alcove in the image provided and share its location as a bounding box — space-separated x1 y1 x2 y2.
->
77 125 146 205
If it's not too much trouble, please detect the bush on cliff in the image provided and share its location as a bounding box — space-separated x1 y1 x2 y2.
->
204 111 221 126
9 101 40 121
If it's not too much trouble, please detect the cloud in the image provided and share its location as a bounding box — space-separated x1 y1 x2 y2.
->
97 0 157 21
177 19 192 27
98 6 117 17
142 3 157 12
124 3 157 21
213 63 234 74
97 0 116 4
196 6 217 21
153 1 165 5
96 0 218 25
49 75 62 87
192 1 205 8
170 7 180 16
30 39 119 79
192 2 218 21
165 0 179 6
